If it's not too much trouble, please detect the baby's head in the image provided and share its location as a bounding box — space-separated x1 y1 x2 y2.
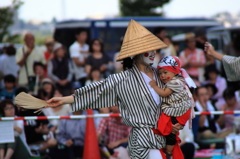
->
157 55 181 83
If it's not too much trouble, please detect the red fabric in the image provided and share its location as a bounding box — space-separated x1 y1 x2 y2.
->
153 109 191 159
157 56 181 74
44 52 51 61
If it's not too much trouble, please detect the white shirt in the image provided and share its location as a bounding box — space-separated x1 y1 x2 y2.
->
140 72 160 105
69 41 89 79
0 55 20 77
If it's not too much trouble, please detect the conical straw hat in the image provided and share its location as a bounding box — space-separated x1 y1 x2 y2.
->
116 19 167 61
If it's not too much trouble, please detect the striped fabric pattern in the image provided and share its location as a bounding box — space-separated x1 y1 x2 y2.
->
73 65 165 159
222 55 240 82
161 76 192 117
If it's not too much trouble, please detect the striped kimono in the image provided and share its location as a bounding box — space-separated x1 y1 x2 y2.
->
222 55 240 82
72 65 165 159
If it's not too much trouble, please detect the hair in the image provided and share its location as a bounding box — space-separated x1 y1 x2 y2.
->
0 100 15 117
233 34 240 51
122 57 134 70
153 27 165 35
33 62 45 73
75 29 87 36
6 45 16 56
89 38 104 53
4 74 16 83
204 64 219 80
204 83 218 96
38 82 55 100
223 87 236 100
88 67 101 81
15 87 28 96
194 86 207 96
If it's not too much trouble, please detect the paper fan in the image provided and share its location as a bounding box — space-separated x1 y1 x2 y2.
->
15 92 48 109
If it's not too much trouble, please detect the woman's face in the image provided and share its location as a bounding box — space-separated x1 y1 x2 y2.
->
56 47 65 58
4 104 15 117
43 83 53 94
208 72 217 80
92 40 101 52
91 70 101 80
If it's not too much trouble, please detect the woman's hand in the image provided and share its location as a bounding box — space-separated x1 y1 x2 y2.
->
204 42 215 57
204 42 224 61
46 96 74 108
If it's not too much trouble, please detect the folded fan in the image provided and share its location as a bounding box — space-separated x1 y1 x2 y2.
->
15 92 48 109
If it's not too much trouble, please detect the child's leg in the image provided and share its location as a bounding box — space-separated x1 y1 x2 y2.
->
0 148 4 159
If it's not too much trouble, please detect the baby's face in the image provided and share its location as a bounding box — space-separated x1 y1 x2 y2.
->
158 68 176 83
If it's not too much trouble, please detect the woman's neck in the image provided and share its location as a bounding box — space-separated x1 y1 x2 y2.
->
136 62 154 79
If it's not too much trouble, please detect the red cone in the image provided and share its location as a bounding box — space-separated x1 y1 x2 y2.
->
83 109 101 159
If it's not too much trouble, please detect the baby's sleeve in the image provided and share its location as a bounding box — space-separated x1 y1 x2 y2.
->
166 79 183 93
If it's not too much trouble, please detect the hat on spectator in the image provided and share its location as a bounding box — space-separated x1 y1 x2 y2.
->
45 37 55 45
116 19 167 61
41 78 54 85
53 42 62 53
185 32 195 40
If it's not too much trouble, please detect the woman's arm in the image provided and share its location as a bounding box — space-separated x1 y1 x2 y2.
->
46 96 74 107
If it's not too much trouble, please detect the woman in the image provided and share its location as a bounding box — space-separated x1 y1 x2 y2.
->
205 42 240 82
48 43 73 96
85 39 114 78
45 20 183 159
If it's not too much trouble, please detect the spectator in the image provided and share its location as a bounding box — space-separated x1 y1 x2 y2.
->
0 45 19 77
160 36 177 58
85 67 103 86
0 100 24 159
16 33 46 87
97 106 131 157
217 88 240 137
194 86 220 139
48 43 72 96
44 37 55 64
69 29 89 87
203 64 227 107
179 33 206 83
38 78 55 101
48 89 71 135
85 39 114 78
57 110 87 159
0 75 16 100
32 62 47 95
179 121 196 159
18 108 57 152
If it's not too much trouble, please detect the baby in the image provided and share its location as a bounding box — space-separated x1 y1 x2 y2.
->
149 55 196 159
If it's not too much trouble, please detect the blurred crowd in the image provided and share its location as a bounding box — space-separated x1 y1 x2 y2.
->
0 27 240 159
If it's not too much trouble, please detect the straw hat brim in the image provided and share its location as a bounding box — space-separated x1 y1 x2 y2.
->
117 34 167 61
116 20 167 61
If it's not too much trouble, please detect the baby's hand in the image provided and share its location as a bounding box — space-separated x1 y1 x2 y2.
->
149 80 157 87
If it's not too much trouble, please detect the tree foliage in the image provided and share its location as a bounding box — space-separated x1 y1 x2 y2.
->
119 0 171 16
0 0 23 42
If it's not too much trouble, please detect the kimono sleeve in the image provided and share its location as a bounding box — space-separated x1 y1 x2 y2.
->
222 55 240 81
72 72 128 112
